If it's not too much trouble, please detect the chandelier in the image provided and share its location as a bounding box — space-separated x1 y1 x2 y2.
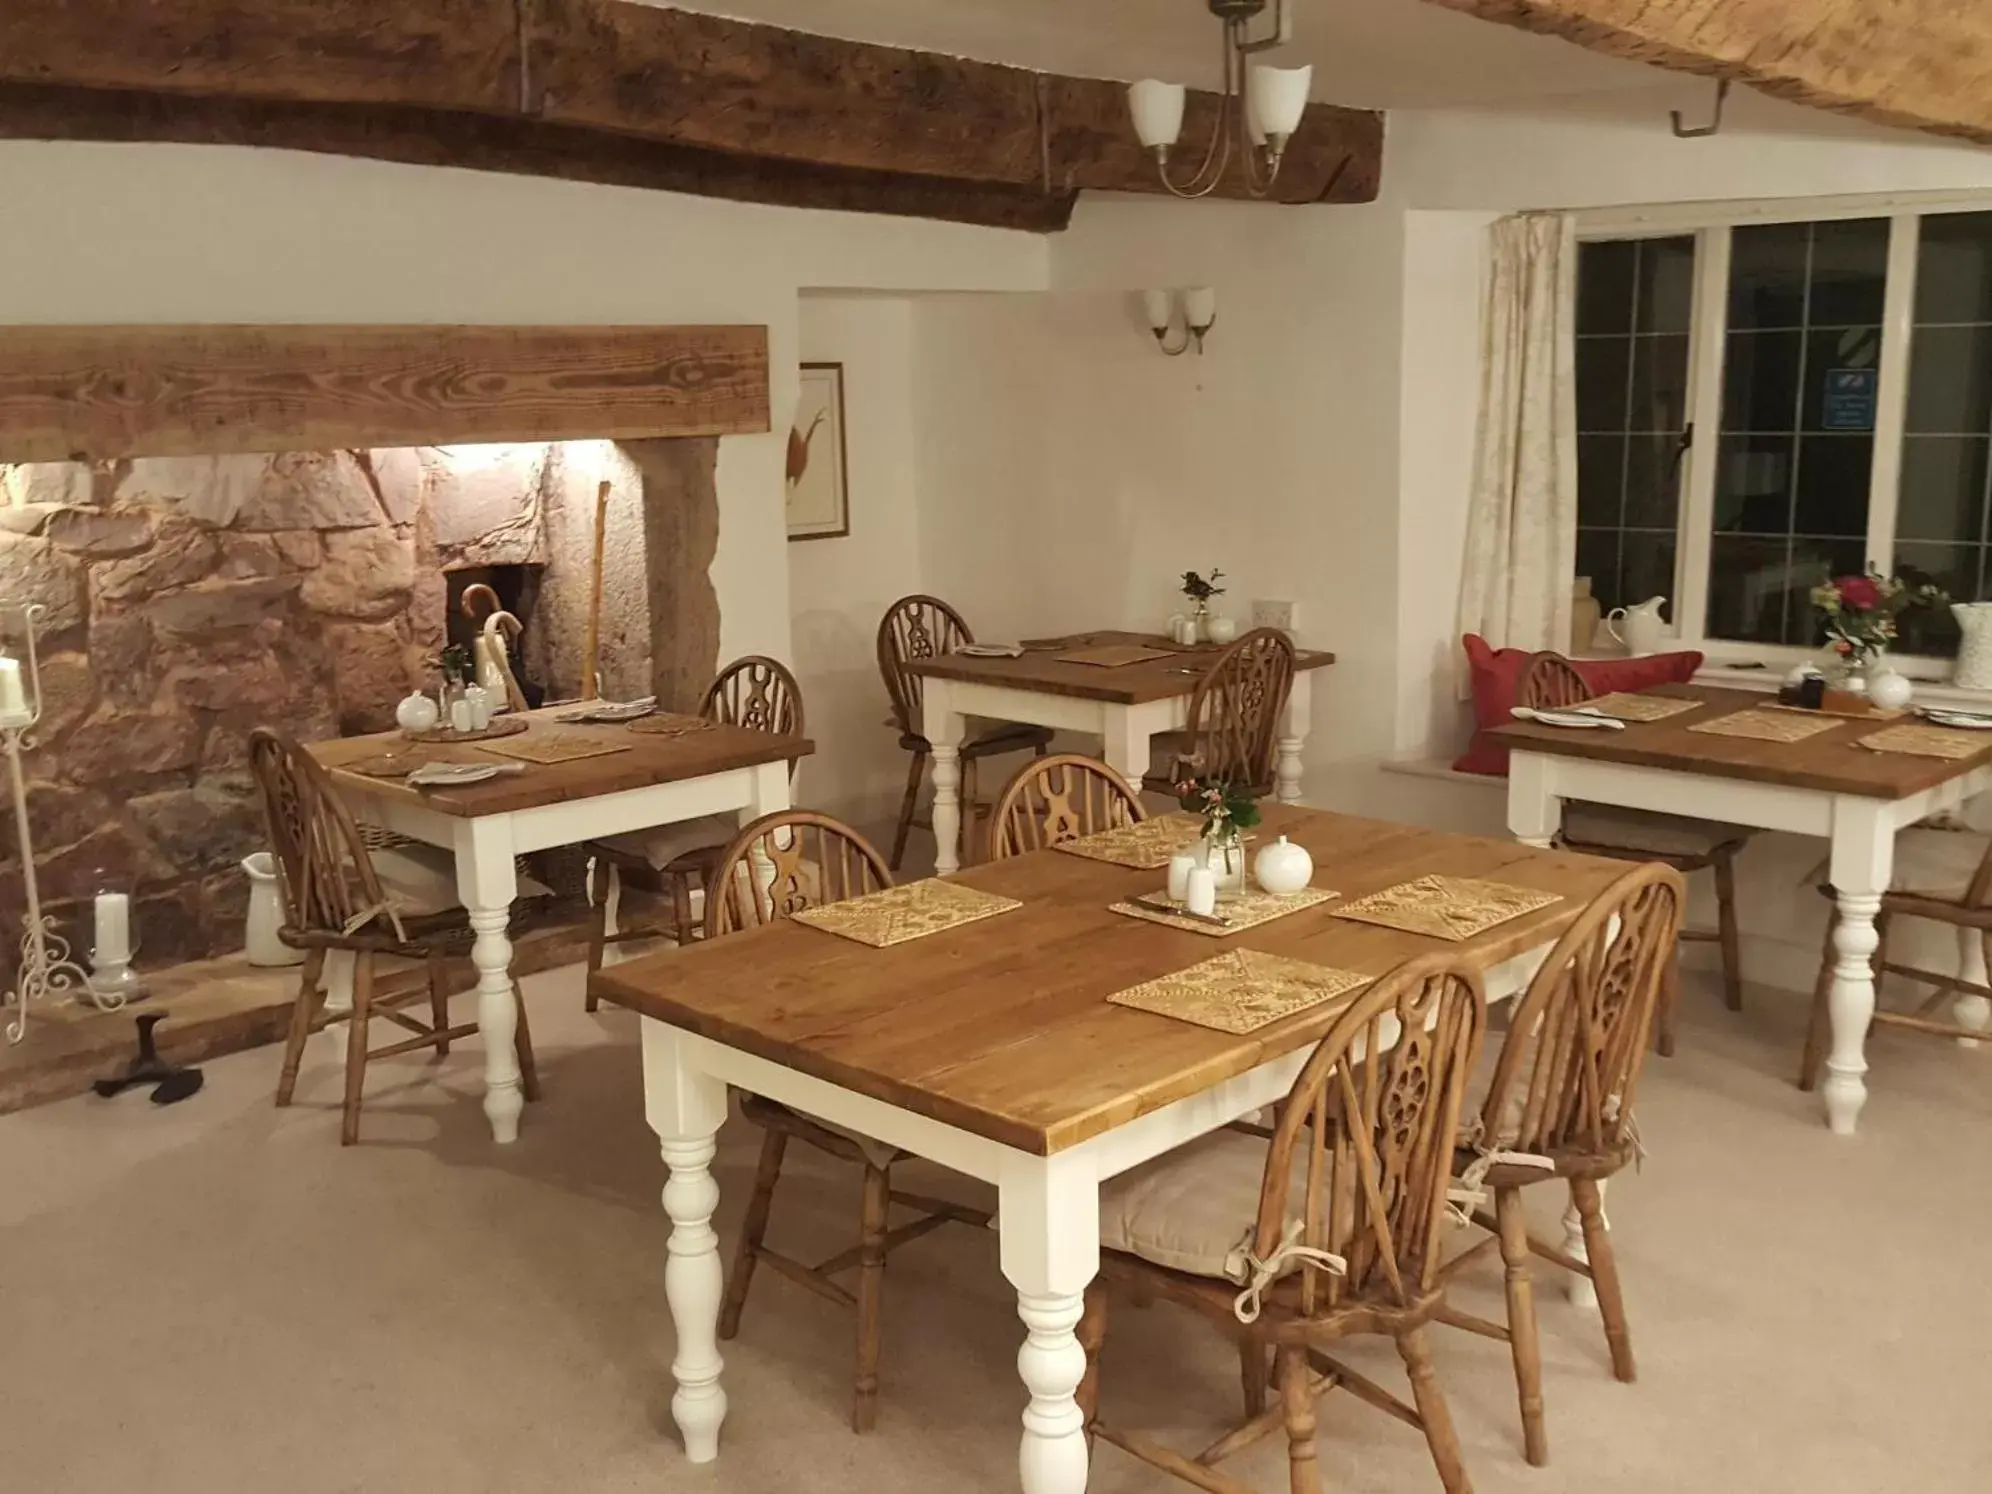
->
1126 0 1313 200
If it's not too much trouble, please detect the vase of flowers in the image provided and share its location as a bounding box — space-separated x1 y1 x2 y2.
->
1179 568 1226 642
1810 568 1946 695
1177 774 1259 901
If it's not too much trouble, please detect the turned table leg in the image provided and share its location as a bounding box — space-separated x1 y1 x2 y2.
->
1000 1152 1097 1494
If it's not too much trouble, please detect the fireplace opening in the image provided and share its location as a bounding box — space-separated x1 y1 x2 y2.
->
446 562 547 708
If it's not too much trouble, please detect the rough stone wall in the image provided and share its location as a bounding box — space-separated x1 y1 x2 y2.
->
0 447 545 972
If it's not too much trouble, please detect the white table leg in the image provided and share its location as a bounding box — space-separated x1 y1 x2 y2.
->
456 821 523 1144
999 1152 1098 1494
1100 704 1153 790
922 680 968 876
1953 926 1991 1049
1507 751 1564 850
642 1020 732 1463
1275 671 1311 804
1824 801 1894 1136
1561 1185 1604 1309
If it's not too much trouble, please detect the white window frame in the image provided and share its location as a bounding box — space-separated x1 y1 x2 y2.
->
1575 188 1992 682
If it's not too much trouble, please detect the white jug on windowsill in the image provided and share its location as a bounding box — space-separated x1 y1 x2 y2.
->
1952 603 1992 691
1605 596 1668 657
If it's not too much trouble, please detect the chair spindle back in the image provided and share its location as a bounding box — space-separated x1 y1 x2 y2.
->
1516 652 1592 711
987 754 1146 860
1179 628 1297 793
705 809 894 938
877 594 973 739
247 728 393 942
1258 953 1485 1314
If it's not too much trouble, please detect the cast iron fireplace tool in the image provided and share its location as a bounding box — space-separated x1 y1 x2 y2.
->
93 1012 203 1105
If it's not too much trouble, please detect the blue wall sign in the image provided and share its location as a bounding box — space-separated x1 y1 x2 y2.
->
1822 367 1878 432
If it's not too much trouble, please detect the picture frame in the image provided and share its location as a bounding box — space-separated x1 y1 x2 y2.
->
787 362 850 541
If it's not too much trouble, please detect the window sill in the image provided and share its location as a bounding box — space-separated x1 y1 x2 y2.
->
1693 662 1992 710
1379 758 1503 790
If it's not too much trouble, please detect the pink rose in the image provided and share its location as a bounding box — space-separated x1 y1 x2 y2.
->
1834 575 1881 611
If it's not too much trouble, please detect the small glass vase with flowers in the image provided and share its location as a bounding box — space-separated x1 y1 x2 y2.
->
1176 774 1260 901
1810 567 1946 697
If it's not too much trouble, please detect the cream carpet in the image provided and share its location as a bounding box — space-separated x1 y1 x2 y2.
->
2 967 1987 1494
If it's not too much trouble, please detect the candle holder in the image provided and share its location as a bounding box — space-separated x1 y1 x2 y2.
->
2 603 129 1044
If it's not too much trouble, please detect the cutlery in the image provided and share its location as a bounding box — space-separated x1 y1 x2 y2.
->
1129 894 1232 928
1508 706 1626 730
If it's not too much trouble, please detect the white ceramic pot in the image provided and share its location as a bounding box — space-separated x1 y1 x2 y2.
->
241 852 305 968
1252 834 1314 895
395 691 440 732
1867 668 1914 711
1204 615 1239 646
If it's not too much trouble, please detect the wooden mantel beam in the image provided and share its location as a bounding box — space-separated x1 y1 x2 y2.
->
1425 0 1992 146
0 1 1383 228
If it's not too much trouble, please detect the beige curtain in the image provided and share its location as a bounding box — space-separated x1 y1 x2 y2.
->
1456 212 1578 682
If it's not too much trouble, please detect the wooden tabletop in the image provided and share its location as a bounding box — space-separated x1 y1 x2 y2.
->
309 707 813 817
1490 683 1992 800
902 630 1336 706
592 805 1623 1156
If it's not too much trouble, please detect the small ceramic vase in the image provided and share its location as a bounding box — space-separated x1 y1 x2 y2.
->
1204 615 1239 646
396 691 440 732
1252 835 1313 896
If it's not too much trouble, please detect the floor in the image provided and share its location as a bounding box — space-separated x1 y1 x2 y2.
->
2 967 1987 1494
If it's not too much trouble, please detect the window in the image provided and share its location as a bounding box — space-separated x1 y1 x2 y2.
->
1574 204 1992 668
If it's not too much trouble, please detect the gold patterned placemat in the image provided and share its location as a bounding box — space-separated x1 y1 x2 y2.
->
478 731 633 766
1575 693 1701 723
1110 884 1338 938
1686 708 1847 744
625 712 717 737
1055 644 1176 668
402 715 530 744
1854 723 1992 761
794 878 1023 947
1055 811 1203 870
1108 950 1373 1035
1330 875 1561 942
1761 700 1904 721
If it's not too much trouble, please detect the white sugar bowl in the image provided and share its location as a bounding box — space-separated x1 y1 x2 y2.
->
1252 834 1313 895
396 691 441 732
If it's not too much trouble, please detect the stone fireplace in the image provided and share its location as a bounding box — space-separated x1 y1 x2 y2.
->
0 436 721 972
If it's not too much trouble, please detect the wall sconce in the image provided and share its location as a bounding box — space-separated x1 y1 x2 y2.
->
1141 286 1218 357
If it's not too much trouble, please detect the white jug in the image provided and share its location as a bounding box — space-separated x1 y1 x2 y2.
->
1952 603 1992 690
241 852 305 968
1606 596 1669 657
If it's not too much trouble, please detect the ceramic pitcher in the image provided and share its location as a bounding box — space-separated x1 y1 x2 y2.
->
1606 596 1668 656
1952 603 1992 690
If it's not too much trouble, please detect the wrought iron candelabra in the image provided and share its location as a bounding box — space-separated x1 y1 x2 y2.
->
3 602 126 1043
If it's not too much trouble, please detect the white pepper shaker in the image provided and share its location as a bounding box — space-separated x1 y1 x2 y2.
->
1167 848 1199 903
1184 865 1218 918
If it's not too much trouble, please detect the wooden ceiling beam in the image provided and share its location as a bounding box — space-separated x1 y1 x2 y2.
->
1425 0 1992 145
0 1 1382 224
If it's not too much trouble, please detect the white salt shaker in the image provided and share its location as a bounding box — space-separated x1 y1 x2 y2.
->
449 692 475 733
1184 865 1218 918
1167 848 1199 903
465 684 493 730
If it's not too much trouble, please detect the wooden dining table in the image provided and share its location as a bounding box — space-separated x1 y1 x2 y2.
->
311 707 812 1143
903 631 1335 875
1492 683 1992 1136
592 805 1626 1493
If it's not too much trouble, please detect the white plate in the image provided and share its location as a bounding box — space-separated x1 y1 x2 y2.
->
1508 706 1625 731
407 762 514 787
1921 709 1992 731
557 697 656 723
956 643 1025 658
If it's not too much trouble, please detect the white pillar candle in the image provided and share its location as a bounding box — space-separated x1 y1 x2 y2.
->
94 891 132 965
0 656 27 721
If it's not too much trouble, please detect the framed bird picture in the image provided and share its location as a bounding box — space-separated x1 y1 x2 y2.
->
787 362 850 541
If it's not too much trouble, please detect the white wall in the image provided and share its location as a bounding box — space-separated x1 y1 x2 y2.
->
0 141 1047 684
788 293 924 829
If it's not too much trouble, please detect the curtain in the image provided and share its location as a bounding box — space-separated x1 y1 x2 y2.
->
1455 212 1578 688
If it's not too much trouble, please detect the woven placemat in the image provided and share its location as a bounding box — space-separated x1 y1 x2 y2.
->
402 715 530 745
625 712 718 737
478 731 632 766
794 878 1022 947
1575 693 1701 723
1686 708 1846 744
1055 644 1176 668
1055 811 1203 870
1110 884 1337 938
1330 875 1561 942
1108 950 1373 1035
1854 723 1992 761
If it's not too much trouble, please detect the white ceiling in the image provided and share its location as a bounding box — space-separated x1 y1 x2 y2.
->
665 0 1671 111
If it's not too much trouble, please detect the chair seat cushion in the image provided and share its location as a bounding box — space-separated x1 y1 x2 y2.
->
900 719 1056 757
1142 732 1272 795
371 843 551 919
1561 802 1746 860
1453 636 1704 776
594 814 739 871
1098 1128 1313 1284
1462 1015 1533 1150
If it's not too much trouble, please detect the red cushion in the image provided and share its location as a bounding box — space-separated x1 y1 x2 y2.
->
1451 635 1703 777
